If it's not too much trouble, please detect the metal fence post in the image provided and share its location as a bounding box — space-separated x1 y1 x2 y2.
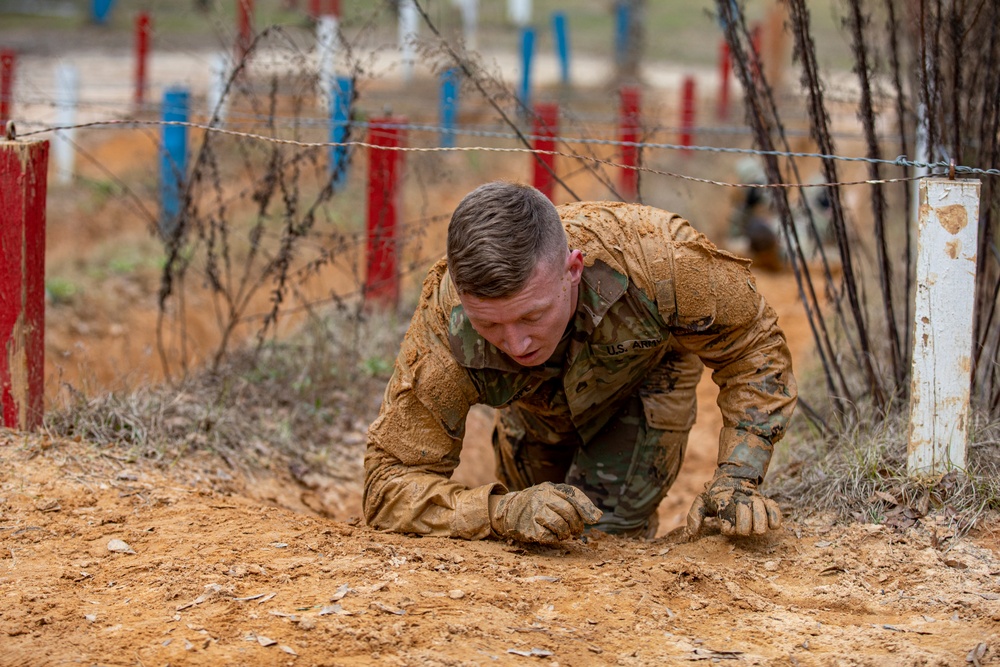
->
160 87 189 237
619 85 640 201
908 177 981 475
519 26 535 110
329 75 352 190
1 50 15 126
532 102 558 200
366 118 406 309
439 68 459 148
134 12 151 109
0 137 49 430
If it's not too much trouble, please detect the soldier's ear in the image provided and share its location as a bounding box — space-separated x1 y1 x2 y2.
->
566 249 584 285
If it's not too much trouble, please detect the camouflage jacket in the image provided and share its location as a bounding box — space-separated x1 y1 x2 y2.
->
364 202 797 539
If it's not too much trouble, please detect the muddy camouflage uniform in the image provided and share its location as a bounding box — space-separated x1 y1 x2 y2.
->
364 202 796 539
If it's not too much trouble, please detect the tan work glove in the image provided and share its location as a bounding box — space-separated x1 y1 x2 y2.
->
489 482 603 544
686 468 782 538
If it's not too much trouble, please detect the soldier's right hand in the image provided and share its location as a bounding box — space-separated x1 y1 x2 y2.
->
489 482 603 544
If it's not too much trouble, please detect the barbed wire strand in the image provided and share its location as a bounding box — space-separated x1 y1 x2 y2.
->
17 118 996 187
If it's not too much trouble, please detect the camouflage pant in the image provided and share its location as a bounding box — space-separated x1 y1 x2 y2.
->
492 350 702 538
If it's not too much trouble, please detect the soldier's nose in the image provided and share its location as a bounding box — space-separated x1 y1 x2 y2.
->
504 331 532 356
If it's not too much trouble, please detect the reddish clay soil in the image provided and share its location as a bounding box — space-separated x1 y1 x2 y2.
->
7 76 999 666
3 429 1000 667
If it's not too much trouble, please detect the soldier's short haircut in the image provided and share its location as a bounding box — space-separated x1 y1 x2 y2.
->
447 181 567 298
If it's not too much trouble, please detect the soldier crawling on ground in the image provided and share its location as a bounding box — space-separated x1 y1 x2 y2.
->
363 181 797 544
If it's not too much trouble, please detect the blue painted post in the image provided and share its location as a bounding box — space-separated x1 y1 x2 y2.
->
160 87 189 237
91 0 116 25
552 12 569 86
614 1 629 69
439 67 459 148
519 26 535 110
329 75 352 191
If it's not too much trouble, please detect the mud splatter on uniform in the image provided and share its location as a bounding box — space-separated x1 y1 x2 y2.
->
364 202 797 539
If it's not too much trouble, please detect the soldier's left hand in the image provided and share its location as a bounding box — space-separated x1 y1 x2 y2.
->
686 471 782 538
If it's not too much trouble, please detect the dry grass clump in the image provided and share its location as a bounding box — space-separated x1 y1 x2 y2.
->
43 307 408 482
771 406 1000 539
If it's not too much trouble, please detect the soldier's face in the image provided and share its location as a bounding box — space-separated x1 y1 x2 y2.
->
460 249 584 367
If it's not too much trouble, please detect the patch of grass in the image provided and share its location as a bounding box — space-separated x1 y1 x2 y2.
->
360 354 393 378
77 178 118 211
772 404 1000 539
46 277 78 305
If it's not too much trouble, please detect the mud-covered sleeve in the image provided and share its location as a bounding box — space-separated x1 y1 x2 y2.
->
655 240 797 483
363 278 506 539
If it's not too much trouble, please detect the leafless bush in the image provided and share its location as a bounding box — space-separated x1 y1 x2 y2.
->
716 0 1000 416
44 306 407 479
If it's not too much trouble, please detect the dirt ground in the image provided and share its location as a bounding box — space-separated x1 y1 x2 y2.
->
4 23 1000 666
8 188 1000 665
2 429 999 667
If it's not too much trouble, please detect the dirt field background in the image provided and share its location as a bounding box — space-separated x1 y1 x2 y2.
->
4 5 1000 666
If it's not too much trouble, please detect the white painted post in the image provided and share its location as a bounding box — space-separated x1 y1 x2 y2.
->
459 0 478 51
508 0 531 27
398 0 418 84
908 177 980 476
53 63 79 185
911 103 929 232
316 14 340 110
208 53 229 123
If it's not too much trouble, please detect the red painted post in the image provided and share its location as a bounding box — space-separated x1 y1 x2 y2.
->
309 0 339 18
0 50 15 125
236 0 254 64
134 12 151 108
619 85 640 201
680 76 696 156
0 138 49 430
532 102 559 200
717 39 730 121
366 117 405 309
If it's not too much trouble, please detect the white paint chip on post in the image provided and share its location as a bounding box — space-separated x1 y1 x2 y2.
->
908 178 980 476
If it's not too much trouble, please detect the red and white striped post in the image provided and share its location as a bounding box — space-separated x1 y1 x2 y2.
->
236 0 255 65
717 39 731 121
0 50 15 125
619 84 640 201
0 138 49 430
680 76 696 156
532 102 558 200
134 12 151 109
366 117 406 309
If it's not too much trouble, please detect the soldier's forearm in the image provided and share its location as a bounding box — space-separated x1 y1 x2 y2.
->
364 464 505 539
716 427 775 483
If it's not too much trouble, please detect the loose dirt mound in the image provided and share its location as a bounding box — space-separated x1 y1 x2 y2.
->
3 433 999 666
